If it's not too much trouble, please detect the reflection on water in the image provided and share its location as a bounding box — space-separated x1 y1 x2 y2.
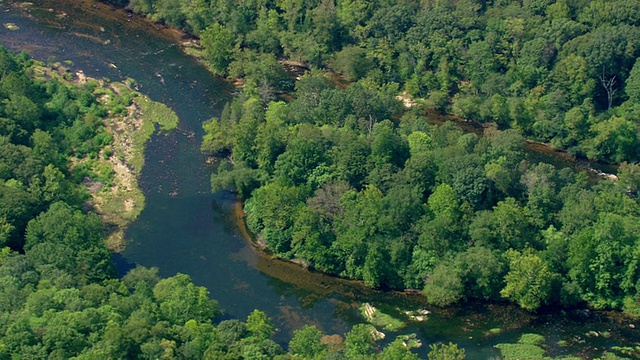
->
1 0 637 357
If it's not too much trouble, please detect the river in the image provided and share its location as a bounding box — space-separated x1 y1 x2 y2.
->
1 1 638 358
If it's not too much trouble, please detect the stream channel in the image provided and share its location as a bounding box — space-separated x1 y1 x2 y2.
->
1 1 638 358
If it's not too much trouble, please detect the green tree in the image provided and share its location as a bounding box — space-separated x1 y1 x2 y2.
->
24 202 103 252
0 46 18 76
228 50 291 96
501 249 554 311
201 117 232 154
122 266 160 289
246 9 283 54
31 130 61 169
336 0 372 37
255 101 289 175
521 163 562 228
549 54 595 108
211 163 261 199
3 94 41 133
232 97 264 167
378 337 419 360
457 246 505 301
423 261 464 307
568 213 639 308
217 319 247 346
464 41 496 90
436 154 488 209
427 342 466 360
290 206 336 272
273 124 328 186
246 310 275 340
362 241 393 288
560 105 592 149
370 120 408 169
200 23 235 75
333 185 385 280
417 213 464 256
332 46 372 82
153 273 220 324
288 325 327 358
182 0 216 35
244 182 305 254
469 198 538 250
586 116 639 162
333 131 371 189
617 162 640 197
148 0 187 28
344 324 374 359
428 183 460 218
626 58 640 103
0 183 37 247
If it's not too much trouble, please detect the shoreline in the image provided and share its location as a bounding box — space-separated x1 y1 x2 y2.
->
43 0 631 317
227 194 434 304
151 5 625 310
37 62 178 252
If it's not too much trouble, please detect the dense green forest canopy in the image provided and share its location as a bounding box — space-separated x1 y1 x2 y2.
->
205 77 640 312
149 0 640 312
0 46 454 359
3 0 640 354
130 0 640 163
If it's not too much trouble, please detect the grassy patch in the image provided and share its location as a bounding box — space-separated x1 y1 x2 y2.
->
137 96 179 132
557 340 568 347
495 342 549 359
623 296 640 318
610 346 640 358
360 303 405 332
100 182 144 224
129 96 179 172
495 333 551 360
101 183 145 252
484 327 503 337
183 46 205 59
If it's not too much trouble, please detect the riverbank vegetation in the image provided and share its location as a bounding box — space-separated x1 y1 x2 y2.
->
494 333 636 359
0 45 448 359
179 0 640 314
123 0 640 313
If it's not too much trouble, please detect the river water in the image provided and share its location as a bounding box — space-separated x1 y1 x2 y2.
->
1 1 638 358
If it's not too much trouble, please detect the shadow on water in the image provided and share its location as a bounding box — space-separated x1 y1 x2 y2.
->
1 0 638 356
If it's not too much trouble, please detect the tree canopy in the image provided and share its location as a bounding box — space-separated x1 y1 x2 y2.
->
204 68 640 314
134 0 640 164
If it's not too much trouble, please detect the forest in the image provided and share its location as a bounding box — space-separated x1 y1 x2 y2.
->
125 0 640 313
2 0 640 357
0 45 463 358
205 77 640 313
129 0 640 164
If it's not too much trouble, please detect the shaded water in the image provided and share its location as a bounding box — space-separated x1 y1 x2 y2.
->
1 1 638 357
